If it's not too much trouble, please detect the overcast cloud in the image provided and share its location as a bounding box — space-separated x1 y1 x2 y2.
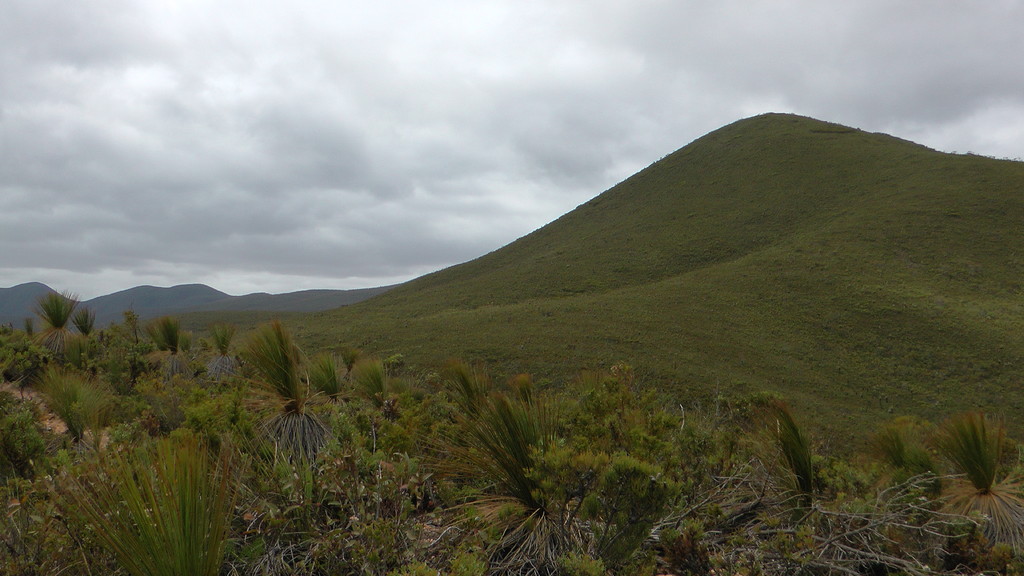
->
3 0 1024 298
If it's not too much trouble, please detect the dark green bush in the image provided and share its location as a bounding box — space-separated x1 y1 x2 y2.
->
0 392 47 479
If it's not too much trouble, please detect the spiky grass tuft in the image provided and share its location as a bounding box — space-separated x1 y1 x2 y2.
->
870 419 936 484
37 366 112 444
244 321 326 459
206 324 239 380
146 316 186 354
64 334 97 372
61 435 237 576
308 353 344 400
440 381 566 572
71 307 95 336
350 357 388 405
209 324 235 355
934 412 1024 549
768 401 814 506
444 359 490 416
34 291 79 356
146 316 192 380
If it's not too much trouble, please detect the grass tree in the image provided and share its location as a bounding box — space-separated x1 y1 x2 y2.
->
870 418 937 490
767 401 814 508
71 307 96 336
934 412 1024 549
205 324 239 380
60 434 237 576
308 352 344 401
441 371 676 573
443 359 490 417
444 383 563 572
244 321 327 460
338 346 363 374
64 334 97 372
34 291 78 356
38 366 112 444
146 316 192 381
350 357 390 406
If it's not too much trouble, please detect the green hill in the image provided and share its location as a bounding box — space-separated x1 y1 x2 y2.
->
292 113 1024 435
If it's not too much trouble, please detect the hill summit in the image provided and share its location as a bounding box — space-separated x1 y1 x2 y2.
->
299 114 1023 431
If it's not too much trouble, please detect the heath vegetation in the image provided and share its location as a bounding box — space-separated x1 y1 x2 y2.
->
2 310 1024 576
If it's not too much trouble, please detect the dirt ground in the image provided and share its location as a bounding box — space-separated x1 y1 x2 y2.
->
0 379 68 435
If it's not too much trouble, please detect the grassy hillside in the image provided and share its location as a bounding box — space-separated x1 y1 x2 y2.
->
290 113 1024 435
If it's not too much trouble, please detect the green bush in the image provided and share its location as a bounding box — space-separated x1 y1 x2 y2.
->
0 392 47 479
0 330 51 385
37 366 113 444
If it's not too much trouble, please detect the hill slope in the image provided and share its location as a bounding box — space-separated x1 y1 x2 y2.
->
297 113 1024 434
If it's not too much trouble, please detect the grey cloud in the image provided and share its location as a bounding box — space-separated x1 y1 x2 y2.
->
3 0 1024 298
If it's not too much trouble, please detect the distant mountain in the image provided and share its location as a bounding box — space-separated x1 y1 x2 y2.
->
296 113 1024 436
85 284 231 325
188 286 394 314
0 283 394 327
0 283 54 328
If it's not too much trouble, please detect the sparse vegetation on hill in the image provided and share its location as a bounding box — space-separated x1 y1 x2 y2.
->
289 113 1024 437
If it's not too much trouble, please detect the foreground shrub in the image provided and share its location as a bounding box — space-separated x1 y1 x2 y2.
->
440 370 675 574
0 330 50 386
60 434 237 576
308 352 344 400
1 477 87 575
934 412 1024 550
767 401 814 508
38 366 112 444
244 321 327 460
0 392 46 479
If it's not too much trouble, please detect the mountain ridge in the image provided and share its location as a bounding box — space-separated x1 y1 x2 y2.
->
0 282 393 326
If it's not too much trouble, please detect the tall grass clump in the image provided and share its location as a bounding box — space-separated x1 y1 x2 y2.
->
146 316 192 380
34 291 78 356
64 334 97 372
71 307 96 335
767 401 814 508
60 435 237 576
350 357 390 405
205 324 239 380
458 393 563 571
441 373 574 573
441 371 676 573
934 412 1024 549
870 418 937 489
308 353 344 400
444 359 489 417
37 366 112 444
244 321 326 460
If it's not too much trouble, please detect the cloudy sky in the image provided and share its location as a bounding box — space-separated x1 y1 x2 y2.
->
3 1 1023 299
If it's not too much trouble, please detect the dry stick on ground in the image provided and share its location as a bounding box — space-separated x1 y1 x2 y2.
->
716 474 971 576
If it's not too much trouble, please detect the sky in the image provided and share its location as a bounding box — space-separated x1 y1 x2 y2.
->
3 1 1024 299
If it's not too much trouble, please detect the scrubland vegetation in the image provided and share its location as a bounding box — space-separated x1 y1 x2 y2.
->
4 293 1024 576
